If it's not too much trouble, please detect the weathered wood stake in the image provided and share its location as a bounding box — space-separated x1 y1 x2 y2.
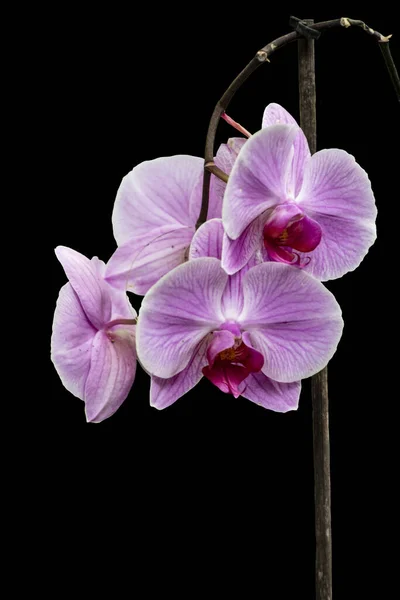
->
298 19 332 600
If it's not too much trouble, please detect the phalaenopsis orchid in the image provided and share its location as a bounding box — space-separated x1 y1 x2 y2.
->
51 98 376 420
51 15 398 598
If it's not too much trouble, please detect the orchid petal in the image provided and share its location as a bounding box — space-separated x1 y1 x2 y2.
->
136 258 227 378
51 283 96 400
241 372 301 412
221 213 267 274
222 124 299 239
55 246 112 330
262 103 299 128
190 219 255 321
84 327 136 423
106 226 194 295
112 155 203 245
239 262 343 382
150 339 209 410
215 138 247 177
189 218 224 261
204 138 248 221
108 286 137 323
296 149 377 280
262 103 311 195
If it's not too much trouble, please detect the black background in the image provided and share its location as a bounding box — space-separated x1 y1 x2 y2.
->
45 7 398 598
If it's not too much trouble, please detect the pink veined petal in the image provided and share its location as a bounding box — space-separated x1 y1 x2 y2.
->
262 103 299 128
105 226 194 296
112 155 203 246
222 124 300 239
221 270 247 321
296 148 377 280
262 103 311 195
136 258 228 378
150 338 209 410
108 286 137 323
298 213 376 280
221 212 267 275
91 256 107 278
189 218 224 261
238 262 343 382
241 372 301 412
206 330 236 366
55 246 112 330
208 142 236 220
191 218 257 321
215 138 247 175
84 327 137 423
51 283 96 400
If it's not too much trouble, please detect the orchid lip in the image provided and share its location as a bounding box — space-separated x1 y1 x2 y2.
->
262 203 322 267
202 331 265 398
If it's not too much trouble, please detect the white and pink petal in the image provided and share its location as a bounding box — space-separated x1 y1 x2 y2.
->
241 372 301 412
51 283 96 400
105 226 194 296
262 103 310 195
296 148 377 280
221 213 267 275
112 155 203 245
222 124 300 239
84 327 136 423
190 218 257 320
136 258 228 378
55 246 112 330
239 262 343 382
150 338 209 410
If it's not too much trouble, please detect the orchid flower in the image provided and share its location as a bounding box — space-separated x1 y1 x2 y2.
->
51 247 137 423
136 219 343 410
222 103 377 280
105 142 242 296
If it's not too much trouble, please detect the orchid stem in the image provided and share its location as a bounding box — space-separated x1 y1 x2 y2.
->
298 19 332 599
196 16 399 230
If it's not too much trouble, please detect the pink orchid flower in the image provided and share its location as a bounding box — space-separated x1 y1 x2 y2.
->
222 103 377 280
51 247 137 423
137 219 343 410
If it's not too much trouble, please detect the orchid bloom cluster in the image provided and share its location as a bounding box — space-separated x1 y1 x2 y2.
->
51 104 377 422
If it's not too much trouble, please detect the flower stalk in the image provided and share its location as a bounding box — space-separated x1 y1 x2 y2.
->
297 19 332 600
